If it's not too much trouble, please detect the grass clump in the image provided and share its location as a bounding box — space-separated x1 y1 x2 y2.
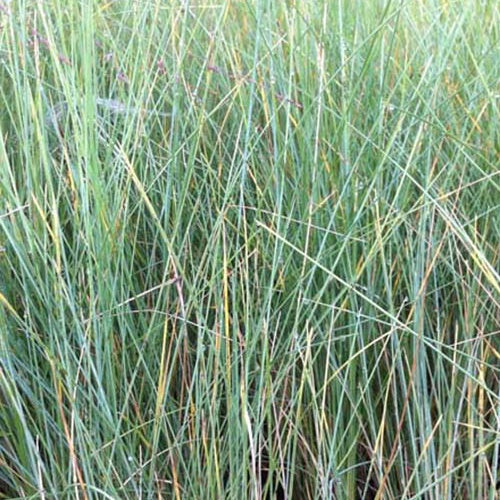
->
0 0 498 498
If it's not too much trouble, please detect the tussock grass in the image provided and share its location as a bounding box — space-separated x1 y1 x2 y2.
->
0 0 498 498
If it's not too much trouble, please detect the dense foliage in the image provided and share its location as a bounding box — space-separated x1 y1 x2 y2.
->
0 1 498 498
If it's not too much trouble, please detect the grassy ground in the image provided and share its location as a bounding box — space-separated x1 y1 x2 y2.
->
0 0 498 498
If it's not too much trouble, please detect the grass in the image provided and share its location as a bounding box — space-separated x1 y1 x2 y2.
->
0 0 498 498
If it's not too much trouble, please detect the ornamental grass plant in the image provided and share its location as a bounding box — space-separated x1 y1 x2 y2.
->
0 1 498 498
